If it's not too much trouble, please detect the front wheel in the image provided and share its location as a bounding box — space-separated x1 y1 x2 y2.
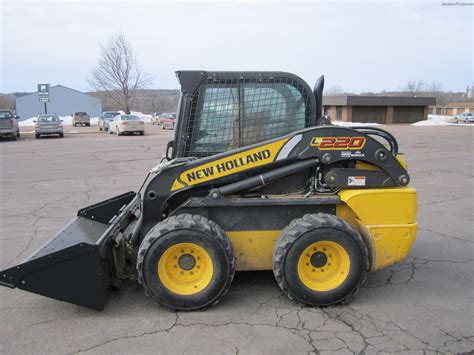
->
273 213 368 306
137 214 235 311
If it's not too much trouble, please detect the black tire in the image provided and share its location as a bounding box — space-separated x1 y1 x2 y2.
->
273 213 368 306
35 134 40 139
99 126 103 131
137 214 235 311
59 133 64 138
16 131 20 138
140 131 144 136
11 134 17 141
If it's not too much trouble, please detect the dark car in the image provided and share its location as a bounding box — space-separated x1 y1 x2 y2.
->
35 114 64 138
0 110 20 140
160 112 176 130
99 111 120 131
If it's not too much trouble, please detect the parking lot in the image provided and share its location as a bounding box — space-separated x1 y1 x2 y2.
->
0 124 472 354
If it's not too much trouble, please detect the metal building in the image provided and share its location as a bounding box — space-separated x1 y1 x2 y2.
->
15 85 102 119
324 96 436 124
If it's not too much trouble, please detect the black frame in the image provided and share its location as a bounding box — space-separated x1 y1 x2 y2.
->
172 71 317 159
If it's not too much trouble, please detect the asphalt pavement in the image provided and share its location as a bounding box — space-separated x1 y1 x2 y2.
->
0 124 472 354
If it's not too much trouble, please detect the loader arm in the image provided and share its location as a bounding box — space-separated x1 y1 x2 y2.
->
142 124 409 238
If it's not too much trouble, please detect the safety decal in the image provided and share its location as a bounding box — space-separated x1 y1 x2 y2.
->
348 176 366 186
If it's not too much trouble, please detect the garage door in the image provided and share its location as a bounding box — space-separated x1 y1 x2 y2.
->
352 106 387 123
393 106 424 124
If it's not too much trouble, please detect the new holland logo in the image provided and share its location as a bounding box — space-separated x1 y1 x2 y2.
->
171 139 289 191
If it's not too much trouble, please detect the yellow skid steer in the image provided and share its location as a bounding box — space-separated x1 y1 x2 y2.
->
0 71 417 310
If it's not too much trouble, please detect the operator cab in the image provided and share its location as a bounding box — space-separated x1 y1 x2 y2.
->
168 71 323 160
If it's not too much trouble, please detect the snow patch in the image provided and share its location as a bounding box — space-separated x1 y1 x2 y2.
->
412 115 473 127
332 121 381 127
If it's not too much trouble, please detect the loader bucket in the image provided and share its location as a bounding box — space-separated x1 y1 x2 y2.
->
0 191 140 311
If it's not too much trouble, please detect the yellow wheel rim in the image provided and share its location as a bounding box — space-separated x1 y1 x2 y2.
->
158 242 213 295
297 241 350 292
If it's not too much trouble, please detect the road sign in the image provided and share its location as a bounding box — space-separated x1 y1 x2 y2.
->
38 84 50 102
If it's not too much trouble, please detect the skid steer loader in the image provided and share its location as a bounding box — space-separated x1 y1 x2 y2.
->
0 71 417 311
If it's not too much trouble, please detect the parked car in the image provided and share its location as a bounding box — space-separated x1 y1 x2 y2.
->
99 111 120 131
456 112 474 123
160 112 176 130
0 110 20 140
34 114 64 138
109 114 145 136
72 112 90 127
151 112 161 125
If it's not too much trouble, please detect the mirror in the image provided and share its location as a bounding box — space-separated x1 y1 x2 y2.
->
33 120 37 123
165 140 174 160
15 115 20 119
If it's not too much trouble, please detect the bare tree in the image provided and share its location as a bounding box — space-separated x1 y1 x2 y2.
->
89 33 150 114
325 86 344 96
399 80 425 95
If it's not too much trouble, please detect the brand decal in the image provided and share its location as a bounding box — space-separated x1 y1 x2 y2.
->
341 151 365 158
171 139 288 191
311 137 366 150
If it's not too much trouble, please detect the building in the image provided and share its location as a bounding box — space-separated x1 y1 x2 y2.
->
16 85 102 119
443 102 474 115
324 96 436 124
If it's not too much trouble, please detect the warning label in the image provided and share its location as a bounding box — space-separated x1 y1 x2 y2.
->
348 176 366 186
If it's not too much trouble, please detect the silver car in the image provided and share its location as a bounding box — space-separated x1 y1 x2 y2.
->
456 112 474 123
99 111 120 131
109 114 145 136
35 114 64 139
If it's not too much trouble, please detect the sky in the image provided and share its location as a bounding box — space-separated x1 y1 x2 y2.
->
0 0 472 94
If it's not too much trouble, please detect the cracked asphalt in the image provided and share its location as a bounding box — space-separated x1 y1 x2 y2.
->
0 124 473 354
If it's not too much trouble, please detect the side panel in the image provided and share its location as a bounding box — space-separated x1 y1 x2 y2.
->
336 187 418 271
174 202 336 271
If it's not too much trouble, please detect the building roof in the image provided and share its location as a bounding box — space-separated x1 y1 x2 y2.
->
15 85 100 103
445 102 474 108
324 95 436 107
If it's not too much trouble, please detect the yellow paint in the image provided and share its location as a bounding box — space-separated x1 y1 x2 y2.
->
171 138 289 191
297 241 350 292
355 161 382 171
157 242 213 295
226 230 280 271
396 155 408 170
337 187 418 271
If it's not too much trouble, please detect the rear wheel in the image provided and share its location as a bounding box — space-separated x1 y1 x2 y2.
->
35 134 40 139
140 131 144 136
59 133 64 138
11 134 17 141
273 213 368 306
137 214 235 311
116 129 121 136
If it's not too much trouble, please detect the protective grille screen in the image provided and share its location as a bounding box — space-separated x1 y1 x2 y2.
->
185 77 310 158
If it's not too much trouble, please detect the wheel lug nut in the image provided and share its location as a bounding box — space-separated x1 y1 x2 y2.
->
180 271 184 274
312 268 315 272
321 269 325 272
306 262 309 266
174 256 178 259
174 264 177 268
181 250 184 253
197 265 200 269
